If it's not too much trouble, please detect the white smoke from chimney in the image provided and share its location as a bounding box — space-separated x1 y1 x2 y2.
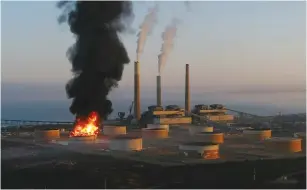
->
158 18 179 75
184 1 191 12
136 5 158 62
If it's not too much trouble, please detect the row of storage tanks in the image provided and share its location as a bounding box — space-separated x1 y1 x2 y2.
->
31 124 306 160
31 125 169 151
185 125 306 159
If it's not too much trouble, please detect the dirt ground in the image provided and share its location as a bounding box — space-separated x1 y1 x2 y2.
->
1 139 306 189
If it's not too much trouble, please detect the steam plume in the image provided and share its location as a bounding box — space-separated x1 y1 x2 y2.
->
56 1 134 119
184 1 191 12
158 18 179 74
136 5 158 61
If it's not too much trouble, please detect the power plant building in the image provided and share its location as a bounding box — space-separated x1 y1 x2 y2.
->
192 104 234 123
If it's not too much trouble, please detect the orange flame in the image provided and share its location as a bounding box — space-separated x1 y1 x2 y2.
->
69 111 100 137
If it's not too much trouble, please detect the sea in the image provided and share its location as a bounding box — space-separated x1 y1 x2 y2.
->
1 91 306 122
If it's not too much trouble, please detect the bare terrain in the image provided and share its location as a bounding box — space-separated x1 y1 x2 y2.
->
1 125 306 189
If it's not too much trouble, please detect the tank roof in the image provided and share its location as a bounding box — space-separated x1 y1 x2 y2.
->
144 128 167 131
248 128 271 131
71 135 96 138
182 142 218 146
199 131 223 134
112 136 140 140
104 124 126 127
36 128 59 131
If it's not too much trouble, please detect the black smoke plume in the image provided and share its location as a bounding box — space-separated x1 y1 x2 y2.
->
57 1 134 119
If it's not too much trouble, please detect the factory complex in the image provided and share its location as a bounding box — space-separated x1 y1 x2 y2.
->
2 122 305 166
2 63 306 166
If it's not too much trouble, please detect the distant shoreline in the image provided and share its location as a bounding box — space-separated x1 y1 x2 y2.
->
1 112 305 128
2 96 305 121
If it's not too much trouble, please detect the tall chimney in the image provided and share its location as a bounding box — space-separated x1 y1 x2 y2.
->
185 64 190 115
134 61 141 121
156 75 162 106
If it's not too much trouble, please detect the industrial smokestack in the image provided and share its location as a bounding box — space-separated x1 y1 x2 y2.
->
185 64 190 115
134 61 141 121
156 75 162 106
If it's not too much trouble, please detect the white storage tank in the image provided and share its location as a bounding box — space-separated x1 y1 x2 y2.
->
103 125 127 136
196 131 224 144
109 136 142 151
147 124 169 131
264 137 302 153
179 142 220 159
189 125 213 135
142 128 169 139
68 135 97 144
34 129 60 141
242 128 271 141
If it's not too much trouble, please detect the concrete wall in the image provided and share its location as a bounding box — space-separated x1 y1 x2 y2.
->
199 109 227 114
153 110 185 116
208 115 234 121
154 117 192 124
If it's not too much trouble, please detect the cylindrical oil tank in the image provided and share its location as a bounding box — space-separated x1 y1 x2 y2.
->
142 128 168 139
109 136 142 151
189 125 213 135
296 132 306 151
34 129 60 141
60 131 70 137
179 142 219 160
18 132 32 137
264 137 302 153
103 125 127 136
196 131 224 144
179 125 190 130
60 128 70 137
242 128 271 141
147 124 169 131
69 135 97 144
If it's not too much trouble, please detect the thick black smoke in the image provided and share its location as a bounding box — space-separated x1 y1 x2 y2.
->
57 1 134 119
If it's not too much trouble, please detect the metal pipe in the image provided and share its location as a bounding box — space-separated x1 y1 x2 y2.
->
156 75 162 106
185 64 190 115
134 61 141 121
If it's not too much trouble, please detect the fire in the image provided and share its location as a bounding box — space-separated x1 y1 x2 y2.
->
69 111 100 137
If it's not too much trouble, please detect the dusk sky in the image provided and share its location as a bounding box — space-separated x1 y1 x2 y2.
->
1 1 306 110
